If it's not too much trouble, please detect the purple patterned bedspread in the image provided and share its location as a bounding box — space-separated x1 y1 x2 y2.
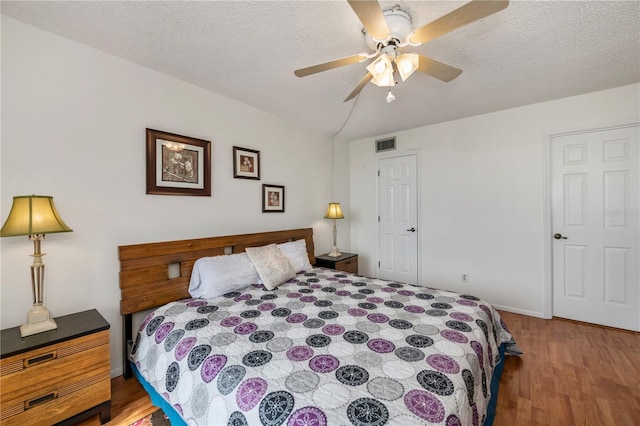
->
131 268 513 425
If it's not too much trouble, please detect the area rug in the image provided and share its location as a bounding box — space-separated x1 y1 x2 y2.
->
129 408 171 426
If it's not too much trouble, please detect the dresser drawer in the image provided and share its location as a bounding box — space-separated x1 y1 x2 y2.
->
335 257 358 274
0 373 110 426
1 330 110 425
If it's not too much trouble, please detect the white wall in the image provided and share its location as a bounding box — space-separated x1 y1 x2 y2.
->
330 137 352 251
349 83 640 317
0 17 332 376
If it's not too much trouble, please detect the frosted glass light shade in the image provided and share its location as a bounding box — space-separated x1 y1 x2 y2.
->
367 54 395 87
397 53 419 81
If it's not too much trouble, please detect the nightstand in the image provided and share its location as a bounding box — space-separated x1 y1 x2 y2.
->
1 309 111 425
315 252 358 274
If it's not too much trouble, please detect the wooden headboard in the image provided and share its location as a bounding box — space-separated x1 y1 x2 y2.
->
118 227 315 377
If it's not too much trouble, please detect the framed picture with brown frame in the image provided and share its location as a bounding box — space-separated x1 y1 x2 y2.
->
262 184 285 213
146 128 211 196
233 146 260 180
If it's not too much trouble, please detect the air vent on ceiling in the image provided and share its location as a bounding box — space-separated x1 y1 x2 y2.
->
375 137 396 153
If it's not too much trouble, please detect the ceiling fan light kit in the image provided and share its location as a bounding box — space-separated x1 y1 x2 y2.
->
294 0 509 102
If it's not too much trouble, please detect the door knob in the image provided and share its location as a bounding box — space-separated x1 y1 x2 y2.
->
553 233 567 240
407 227 416 232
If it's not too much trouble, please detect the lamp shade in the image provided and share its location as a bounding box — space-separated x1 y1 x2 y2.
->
1 195 72 237
324 202 344 220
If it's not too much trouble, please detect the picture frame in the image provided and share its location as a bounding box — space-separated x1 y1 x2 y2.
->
233 146 261 180
262 184 285 213
146 128 211 196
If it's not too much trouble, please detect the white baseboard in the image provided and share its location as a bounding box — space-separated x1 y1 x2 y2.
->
111 366 124 378
492 304 548 319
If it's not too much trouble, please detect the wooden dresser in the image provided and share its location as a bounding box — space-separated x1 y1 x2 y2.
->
315 252 358 274
0 309 111 425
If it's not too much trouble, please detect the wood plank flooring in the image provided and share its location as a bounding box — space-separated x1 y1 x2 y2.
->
495 311 639 425
80 311 639 425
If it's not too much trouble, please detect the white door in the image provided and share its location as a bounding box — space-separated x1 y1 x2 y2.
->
378 155 418 284
551 125 639 331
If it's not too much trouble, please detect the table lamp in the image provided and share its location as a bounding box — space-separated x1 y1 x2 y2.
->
324 202 344 257
1 195 73 337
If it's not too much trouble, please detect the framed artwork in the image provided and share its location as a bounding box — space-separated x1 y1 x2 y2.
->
146 128 211 196
262 184 285 213
233 146 260 180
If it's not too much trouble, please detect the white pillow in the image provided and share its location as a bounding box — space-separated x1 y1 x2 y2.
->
188 252 260 299
278 239 312 272
245 244 296 290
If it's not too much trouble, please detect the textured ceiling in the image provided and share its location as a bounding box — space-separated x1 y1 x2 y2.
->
2 1 639 141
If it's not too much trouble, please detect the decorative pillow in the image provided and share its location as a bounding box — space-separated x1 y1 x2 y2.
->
188 252 260 299
278 239 312 272
245 244 297 290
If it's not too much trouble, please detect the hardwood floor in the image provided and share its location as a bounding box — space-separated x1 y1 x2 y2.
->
80 311 639 425
495 311 639 425
76 374 153 426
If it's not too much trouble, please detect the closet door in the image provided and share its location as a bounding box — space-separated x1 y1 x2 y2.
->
551 125 639 331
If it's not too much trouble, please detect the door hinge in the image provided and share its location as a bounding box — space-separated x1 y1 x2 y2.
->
378 261 380 267
378 215 380 222
377 170 380 177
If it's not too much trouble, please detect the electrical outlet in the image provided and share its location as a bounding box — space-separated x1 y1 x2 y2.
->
461 273 469 283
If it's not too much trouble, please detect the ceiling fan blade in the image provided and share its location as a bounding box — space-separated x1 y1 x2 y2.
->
409 0 509 45
344 72 373 102
347 0 390 41
417 55 463 82
294 54 367 77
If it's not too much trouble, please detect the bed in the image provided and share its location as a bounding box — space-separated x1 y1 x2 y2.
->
119 228 515 426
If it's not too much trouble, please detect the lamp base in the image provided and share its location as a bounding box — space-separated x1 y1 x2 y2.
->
327 247 342 258
20 305 57 337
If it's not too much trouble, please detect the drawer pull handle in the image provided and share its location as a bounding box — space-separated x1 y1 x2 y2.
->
345 260 351 265
25 391 58 410
25 351 57 367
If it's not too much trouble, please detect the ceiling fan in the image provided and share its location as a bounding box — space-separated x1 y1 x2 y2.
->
294 0 509 102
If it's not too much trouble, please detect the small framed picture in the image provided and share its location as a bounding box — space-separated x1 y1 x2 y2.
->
262 184 285 213
233 146 260 180
146 128 211 196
